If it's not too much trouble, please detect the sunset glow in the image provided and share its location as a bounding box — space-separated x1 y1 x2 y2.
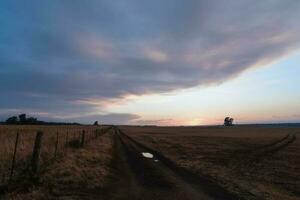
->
1 1 300 125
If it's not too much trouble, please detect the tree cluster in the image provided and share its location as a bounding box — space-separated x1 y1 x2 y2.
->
224 117 234 126
3 113 84 125
6 114 39 125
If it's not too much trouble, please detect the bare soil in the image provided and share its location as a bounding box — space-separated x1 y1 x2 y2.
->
102 127 238 200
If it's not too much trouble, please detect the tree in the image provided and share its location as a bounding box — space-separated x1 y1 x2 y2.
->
19 114 27 123
224 117 234 126
93 121 99 126
27 117 38 124
6 116 18 124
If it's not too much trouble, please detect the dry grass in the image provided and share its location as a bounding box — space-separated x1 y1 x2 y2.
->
121 125 300 200
0 125 103 186
1 126 113 200
2 125 299 199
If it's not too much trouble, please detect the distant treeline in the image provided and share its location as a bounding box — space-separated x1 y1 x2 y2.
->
2 114 81 125
238 123 300 128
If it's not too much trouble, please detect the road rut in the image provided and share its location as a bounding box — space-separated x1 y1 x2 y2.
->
103 127 239 200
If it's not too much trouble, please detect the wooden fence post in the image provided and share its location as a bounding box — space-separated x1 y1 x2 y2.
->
2 173 6 184
81 130 85 147
65 131 69 146
31 131 43 174
54 132 59 159
9 132 20 181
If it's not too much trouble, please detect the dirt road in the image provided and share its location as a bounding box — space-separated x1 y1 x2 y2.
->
102 127 239 200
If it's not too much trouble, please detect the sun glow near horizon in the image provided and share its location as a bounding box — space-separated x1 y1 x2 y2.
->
1 1 300 125
103 52 300 125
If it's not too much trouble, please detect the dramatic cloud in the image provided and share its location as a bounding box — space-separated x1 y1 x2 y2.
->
67 113 140 125
0 109 140 125
1 0 300 122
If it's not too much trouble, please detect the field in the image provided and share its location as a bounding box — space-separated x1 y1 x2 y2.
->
0 125 110 199
0 125 299 200
121 125 300 200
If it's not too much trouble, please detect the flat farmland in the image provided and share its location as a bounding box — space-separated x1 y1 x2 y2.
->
120 125 300 200
1 125 299 200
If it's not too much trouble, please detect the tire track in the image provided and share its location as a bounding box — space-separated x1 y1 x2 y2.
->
103 127 240 200
242 133 296 161
232 133 296 171
253 134 296 155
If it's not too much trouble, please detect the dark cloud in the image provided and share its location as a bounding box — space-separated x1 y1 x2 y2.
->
0 109 140 125
1 0 300 123
63 113 140 125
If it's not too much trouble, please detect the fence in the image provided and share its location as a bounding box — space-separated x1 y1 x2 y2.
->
0 125 110 187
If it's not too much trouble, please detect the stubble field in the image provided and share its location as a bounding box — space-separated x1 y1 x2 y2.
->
120 125 300 200
0 125 299 200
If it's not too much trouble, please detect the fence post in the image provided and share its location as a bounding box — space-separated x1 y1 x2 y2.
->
65 131 69 146
54 132 59 159
31 131 43 174
81 130 85 147
2 173 5 184
9 132 20 181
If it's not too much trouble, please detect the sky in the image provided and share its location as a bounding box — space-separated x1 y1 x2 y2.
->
0 0 300 125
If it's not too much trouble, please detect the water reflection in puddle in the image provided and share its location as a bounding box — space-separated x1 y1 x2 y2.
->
141 152 159 162
142 152 154 158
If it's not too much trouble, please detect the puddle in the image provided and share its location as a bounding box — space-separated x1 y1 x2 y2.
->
142 152 154 158
141 152 160 163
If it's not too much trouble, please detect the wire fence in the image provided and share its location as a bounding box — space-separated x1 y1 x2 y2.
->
0 125 110 187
